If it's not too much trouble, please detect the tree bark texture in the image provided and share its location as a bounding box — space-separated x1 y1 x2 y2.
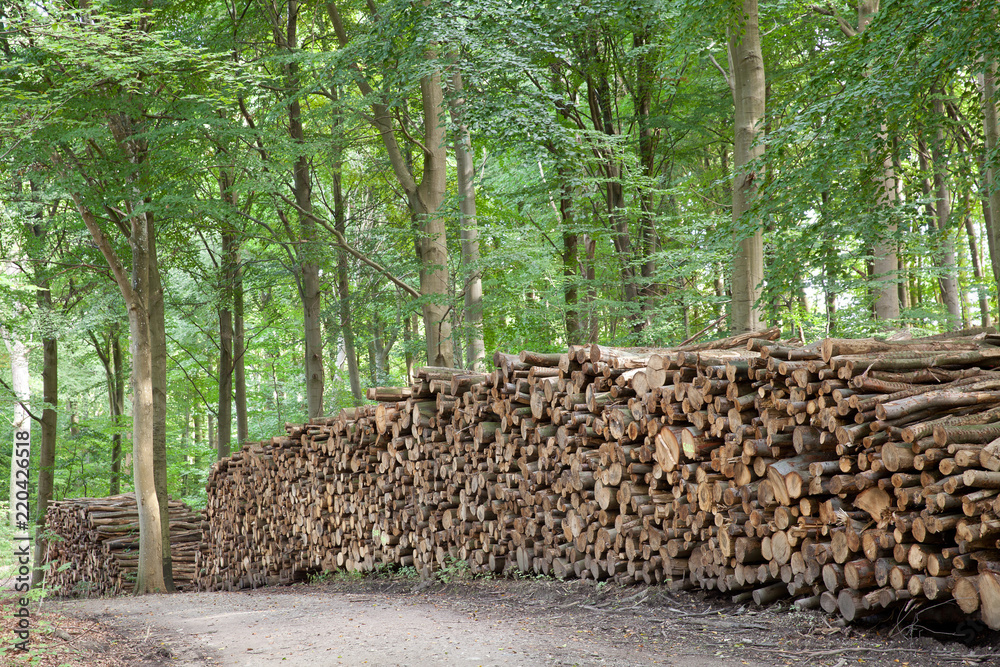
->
333 159 363 405
449 70 486 371
982 63 1000 304
147 217 174 591
932 96 961 327
74 198 166 594
219 229 235 460
111 330 125 494
728 0 766 333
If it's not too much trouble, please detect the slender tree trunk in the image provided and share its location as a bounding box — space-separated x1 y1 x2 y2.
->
560 188 582 345
208 412 216 453
326 1 453 367
333 156 363 404
110 329 124 494
965 207 991 326
218 230 234 460
234 267 248 445
448 71 485 370
193 411 202 449
147 215 173 591
402 314 414 384
728 0 766 333
584 233 599 343
416 68 454 367
77 198 166 594
635 27 657 330
283 2 324 418
982 63 1000 301
931 97 961 327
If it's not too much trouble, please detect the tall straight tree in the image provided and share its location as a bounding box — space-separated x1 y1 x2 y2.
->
71 193 166 593
262 0 325 418
813 0 900 321
327 1 454 367
727 0 766 332
448 70 485 371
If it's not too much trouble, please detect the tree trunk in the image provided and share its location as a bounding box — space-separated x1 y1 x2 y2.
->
333 155 363 405
147 215 173 592
635 27 657 330
326 1 453 368
449 71 485 370
584 233 599 343
111 329 125 494
416 68 454 367
561 191 582 345
982 63 1000 302
932 96 961 328
234 262 248 445
218 229 234 460
283 1 324 419
728 0 766 333
402 314 415 385
965 208 991 326
75 198 166 594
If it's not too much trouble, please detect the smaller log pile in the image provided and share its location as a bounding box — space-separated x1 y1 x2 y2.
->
44 493 203 595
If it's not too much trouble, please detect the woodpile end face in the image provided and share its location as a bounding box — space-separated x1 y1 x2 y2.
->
69 327 1000 626
43 493 202 595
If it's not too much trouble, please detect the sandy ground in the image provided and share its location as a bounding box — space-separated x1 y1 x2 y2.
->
25 578 1000 667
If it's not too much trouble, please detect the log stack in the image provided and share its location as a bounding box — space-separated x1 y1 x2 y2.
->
197 329 1000 628
43 493 203 595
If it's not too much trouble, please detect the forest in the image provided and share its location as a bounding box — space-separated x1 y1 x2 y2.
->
1 0 999 592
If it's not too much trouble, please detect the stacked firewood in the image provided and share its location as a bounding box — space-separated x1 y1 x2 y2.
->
43 493 203 595
197 329 1000 628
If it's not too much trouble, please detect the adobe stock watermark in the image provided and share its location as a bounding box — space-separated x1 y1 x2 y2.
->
11 426 31 651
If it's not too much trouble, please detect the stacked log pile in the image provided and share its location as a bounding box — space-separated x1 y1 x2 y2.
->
197 329 1000 628
43 493 203 595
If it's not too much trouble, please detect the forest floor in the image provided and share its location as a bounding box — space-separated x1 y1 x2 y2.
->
4 576 1000 666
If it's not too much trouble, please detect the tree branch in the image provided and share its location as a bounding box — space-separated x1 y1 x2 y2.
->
707 52 734 95
811 4 857 37
0 374 42 424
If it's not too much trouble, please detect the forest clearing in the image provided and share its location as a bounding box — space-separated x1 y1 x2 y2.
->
4 0 1000 663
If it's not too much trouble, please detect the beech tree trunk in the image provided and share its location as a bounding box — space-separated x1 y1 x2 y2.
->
111 329 124 494
982 63 1000 302
965 209 991 326
635 27 657 329
327 2 453 368
75 198 166 594
234 279 248 445
932 96 961 327
561 187 582 345
728 0 766 333
147 218 173 592
415 68 454 367
218 229 234 460
449 70 485 371
333 148 363 405
285 2 324 418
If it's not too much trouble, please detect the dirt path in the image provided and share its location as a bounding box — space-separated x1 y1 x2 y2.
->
20 579 1000 667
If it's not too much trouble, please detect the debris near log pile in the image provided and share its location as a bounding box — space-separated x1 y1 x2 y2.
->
198 328 1000 629
44 493 203 595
